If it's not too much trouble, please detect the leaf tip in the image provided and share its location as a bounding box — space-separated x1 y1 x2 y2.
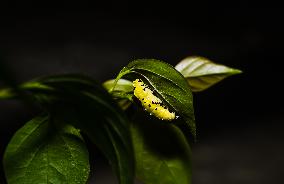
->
231 69 243 75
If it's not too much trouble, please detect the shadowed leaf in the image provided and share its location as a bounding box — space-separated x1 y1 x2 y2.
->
4 115 90 184
131 113 192 184
11 74 134 184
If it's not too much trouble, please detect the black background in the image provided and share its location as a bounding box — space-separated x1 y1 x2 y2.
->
0 3 283 184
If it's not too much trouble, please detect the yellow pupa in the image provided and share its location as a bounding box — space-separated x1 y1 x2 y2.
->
133 79 175 120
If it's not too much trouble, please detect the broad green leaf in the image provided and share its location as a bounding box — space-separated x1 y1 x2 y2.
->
175 56 242 92
3 115 90 184
15 74 134 184
115 59 196 138
131 114 192 184
103 79 133 110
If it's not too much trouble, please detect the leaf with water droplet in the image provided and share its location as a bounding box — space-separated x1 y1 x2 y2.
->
4 115 90 184
11 74 135 184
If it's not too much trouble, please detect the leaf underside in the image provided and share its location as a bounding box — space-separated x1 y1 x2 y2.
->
175 56 242 92
103 79 133 110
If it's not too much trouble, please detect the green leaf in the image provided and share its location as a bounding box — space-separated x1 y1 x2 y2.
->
0 59 33 102
17 74 134 184
0 88 15 99
103 79 133 110
131 114 192 184
115 59 196 138
3 115 90 184
0 59 17 99
175 56 242 92
0 82 52 100
103 79 133 93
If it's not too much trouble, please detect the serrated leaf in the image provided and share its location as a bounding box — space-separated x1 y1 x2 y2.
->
15 74 134 184
3 115 90 184
131 114 192 184
114 59 196 138
175 56 242 92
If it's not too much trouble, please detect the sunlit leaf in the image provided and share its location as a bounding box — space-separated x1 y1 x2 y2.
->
103 79 133 93
103 79 133 110
175 56 242 92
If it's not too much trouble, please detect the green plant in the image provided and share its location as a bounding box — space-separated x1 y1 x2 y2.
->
0 56 241 184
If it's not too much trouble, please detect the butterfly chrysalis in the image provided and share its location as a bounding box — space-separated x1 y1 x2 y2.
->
133 79 175 120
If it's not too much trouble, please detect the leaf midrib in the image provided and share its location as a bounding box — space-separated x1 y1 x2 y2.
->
132 68 188 93
11 116 48 153
183 71 239 78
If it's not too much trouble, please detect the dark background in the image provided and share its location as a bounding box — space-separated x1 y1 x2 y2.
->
0 4 283 184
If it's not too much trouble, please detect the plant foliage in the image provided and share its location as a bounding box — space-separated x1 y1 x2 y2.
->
0 56 241 184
